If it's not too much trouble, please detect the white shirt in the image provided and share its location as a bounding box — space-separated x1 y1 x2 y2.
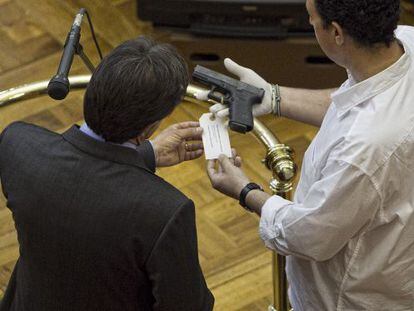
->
259 26 414 311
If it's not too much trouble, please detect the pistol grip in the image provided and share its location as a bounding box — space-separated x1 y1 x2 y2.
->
229 121 249 134
229 99 255 133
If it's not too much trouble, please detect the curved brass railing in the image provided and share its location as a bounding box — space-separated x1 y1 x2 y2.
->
186 84 295 311
0 77 296 311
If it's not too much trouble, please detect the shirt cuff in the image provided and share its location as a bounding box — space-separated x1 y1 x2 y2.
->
138 140 156 173
259 195 292 250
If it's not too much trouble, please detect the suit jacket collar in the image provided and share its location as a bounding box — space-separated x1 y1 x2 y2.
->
62 125 155 174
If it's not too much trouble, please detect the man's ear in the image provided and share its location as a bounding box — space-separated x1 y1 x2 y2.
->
332 21 345 46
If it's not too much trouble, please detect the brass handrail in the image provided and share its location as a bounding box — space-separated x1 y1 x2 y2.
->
0 77 296 311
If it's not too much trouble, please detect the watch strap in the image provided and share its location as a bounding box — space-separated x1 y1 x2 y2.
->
239 182 263 212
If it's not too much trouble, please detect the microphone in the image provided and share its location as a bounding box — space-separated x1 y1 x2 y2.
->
48 9 86 100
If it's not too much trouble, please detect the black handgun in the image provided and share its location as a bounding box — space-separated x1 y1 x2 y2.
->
192 65 265 133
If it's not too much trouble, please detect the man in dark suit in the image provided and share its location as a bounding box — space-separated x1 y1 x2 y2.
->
0 37 214 311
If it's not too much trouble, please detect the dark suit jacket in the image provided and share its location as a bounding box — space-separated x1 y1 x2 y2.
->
0 122 214 311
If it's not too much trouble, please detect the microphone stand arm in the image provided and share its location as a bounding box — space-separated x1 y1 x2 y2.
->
76 43 95 73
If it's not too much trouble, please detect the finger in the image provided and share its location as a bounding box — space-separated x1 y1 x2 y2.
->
194 90 210 101
234 156 242 168
224 119 229 128
224 58 249 79
206 159 217 180
231 148 237 158
217 108 230 118
185 142 204 151
218 154 234 172
229 148 237 165
173 121 200 129
177 127 203 140
185 149 204 161
218 159 224 173
210 103 227 115
185 137 203 143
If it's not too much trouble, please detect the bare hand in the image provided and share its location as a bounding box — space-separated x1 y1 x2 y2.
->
206 150 250 199
152 121 203 167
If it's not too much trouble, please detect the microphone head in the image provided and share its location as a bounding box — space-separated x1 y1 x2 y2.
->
47 75 70 100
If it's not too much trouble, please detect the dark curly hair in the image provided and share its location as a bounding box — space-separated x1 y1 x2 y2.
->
315 0 400 47
84 36 189 143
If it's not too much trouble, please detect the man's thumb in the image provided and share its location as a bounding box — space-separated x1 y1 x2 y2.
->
218 154 233 171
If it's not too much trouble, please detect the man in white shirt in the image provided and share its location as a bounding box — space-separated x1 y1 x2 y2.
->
205 0 414 309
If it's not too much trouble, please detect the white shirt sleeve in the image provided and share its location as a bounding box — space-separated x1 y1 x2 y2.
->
259 158 382 261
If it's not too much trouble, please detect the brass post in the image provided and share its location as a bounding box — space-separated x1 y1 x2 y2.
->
265 146 296 311
185 86 298 311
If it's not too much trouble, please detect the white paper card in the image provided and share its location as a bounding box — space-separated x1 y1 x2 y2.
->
199 113 232 160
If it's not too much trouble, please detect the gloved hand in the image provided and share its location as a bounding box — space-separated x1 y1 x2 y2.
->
195 58 272 118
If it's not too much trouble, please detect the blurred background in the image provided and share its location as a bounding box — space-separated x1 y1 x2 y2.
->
0 1 412 310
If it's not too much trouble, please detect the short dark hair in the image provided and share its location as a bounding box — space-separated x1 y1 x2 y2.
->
315 0 400 47
84 36 189 143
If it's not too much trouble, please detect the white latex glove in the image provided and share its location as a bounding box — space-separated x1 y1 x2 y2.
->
194 58 272 118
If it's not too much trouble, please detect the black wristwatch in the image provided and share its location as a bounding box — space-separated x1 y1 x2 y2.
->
239 182 264 212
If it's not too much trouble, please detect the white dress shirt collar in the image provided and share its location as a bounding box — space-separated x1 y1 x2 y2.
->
331 39 411 118
80 122 138 150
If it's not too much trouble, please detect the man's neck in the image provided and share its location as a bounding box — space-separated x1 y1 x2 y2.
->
347 41 405 82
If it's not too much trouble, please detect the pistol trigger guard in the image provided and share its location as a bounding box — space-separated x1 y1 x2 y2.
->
223 94 232 103
206 87 216 101
208 88 226 105
207 99 222 106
